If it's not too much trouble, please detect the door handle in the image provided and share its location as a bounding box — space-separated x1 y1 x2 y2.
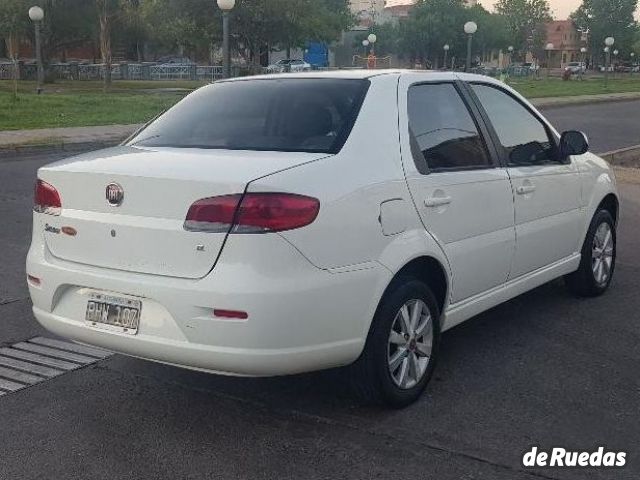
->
516 185 536 195
424 196 452 208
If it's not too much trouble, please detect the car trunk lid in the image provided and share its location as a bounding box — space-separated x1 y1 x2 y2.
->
38 146 328 279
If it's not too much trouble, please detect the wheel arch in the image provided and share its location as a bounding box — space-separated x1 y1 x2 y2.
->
597 193 619 225
381 256 449 317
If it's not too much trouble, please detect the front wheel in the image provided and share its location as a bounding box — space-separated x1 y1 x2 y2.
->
565 209 617 297
349 278 440 408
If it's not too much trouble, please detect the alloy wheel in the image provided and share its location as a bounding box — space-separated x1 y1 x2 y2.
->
592 222 614 286
387 299 433 389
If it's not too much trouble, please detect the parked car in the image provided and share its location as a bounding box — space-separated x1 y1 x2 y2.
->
615 62 633 73
523 62 540 72
599 65 614 72
156 56 195 67
267 58 311 73
28 71 619 408
565 61 587 74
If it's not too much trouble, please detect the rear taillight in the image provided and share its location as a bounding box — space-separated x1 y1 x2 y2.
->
34 179 62 216
184 193 319 234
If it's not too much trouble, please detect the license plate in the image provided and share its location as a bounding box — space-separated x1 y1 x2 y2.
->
85 292 142 335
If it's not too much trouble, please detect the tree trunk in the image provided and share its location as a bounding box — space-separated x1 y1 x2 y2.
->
98 0 112 93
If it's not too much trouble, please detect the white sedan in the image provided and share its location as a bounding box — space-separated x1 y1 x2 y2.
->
267 59 311 73
28 71 618 407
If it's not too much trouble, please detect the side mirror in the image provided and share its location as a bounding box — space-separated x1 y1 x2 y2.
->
559 130 589 157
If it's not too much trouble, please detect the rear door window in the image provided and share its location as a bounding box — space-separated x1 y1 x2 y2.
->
407 83 492 172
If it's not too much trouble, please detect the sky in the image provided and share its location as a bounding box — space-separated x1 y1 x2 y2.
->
384 0 582 20
477 0 581 20
480 0 582 20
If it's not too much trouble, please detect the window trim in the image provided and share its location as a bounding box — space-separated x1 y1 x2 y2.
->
463 82 568 168
406 80 500 175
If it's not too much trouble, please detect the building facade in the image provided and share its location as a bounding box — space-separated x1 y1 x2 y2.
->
545 20 583 68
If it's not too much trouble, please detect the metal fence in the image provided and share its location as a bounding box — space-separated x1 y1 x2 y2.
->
0 62 270 82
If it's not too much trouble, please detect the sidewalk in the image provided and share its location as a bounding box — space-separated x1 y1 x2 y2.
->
0 124 142 157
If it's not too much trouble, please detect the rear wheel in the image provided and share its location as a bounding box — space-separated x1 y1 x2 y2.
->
350 278 440 408
565 209 616 297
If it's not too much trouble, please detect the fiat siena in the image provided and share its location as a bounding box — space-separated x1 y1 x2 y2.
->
27 71 618 407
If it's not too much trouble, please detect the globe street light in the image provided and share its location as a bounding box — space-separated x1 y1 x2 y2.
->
362 39 369 57
217 0 235 79
507 45 514 70
28 6 44 94
443 44 450 71
604 37 614 86
464 21 477 72
367 33 377 56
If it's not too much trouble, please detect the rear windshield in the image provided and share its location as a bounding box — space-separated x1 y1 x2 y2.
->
129 78 369 153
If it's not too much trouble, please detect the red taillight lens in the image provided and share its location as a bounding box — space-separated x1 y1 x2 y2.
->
34 179 62 215
184 194 242 233
184 193 319 234
234 193 320 233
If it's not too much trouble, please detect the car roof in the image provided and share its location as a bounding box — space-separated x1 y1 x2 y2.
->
223 69 468 82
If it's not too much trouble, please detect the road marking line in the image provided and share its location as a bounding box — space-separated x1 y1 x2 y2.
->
0 378 27 392
0 355 62 378
0 365 43 385
0 348 80 370
29 337 110 359
0 337 113 398
11 342 96 364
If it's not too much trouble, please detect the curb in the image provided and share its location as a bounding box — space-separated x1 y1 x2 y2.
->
0 139 123 163
532 93 640 109
600 145 640 168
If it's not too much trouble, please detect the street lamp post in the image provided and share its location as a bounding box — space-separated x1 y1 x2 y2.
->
217 0 235 79
443 44 450 71
545 42 554 79
28 6 44 94
464 21 477 72
580 47 587 80
507 45 514 72
613 49 619 78
367 33 377 56
362 39 369 57
631 52 636 77
604 36 614 87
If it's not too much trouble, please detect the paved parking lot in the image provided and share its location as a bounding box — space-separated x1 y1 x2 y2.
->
1 102 639 479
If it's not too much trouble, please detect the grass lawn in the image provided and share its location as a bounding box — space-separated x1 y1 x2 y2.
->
507 76 640 98
2 76 640 130
0 80 205 130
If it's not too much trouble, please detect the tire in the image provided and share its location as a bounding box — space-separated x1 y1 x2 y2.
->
565 209 617 297
349 277 440 408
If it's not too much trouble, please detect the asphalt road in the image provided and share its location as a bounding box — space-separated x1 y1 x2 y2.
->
541 100 640 153
1 102 640 479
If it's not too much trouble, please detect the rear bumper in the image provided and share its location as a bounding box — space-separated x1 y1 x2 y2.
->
27 233 391 376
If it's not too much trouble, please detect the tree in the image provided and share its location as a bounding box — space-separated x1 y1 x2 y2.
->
571 0 638 63
495 0 551 60
0 0 29 98
396 0 468 67
139 0 351 65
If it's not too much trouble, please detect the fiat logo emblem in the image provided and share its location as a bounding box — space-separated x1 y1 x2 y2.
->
106 183 124 206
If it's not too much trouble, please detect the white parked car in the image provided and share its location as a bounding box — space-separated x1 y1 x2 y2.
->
267 59 311 73
565 61 587 74
28 71 619 407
